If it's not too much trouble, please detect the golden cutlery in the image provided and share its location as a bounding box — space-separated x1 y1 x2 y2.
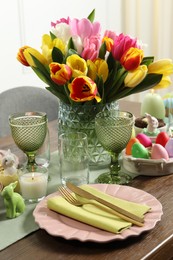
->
59 184 144 227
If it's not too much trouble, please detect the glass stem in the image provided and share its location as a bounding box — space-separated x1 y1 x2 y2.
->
26 152 37 171
109 152 121 176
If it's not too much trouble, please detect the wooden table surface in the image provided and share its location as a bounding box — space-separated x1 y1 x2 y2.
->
1 100 173 260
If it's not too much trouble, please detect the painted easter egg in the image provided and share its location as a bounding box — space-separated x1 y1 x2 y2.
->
132 142 149 159
155 132 170 147
125 138 140 155
165 138 173 157
151 144 169 160
136 133 152 147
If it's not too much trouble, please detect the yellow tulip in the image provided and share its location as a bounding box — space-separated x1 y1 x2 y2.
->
41 35 53 63
153 76 172 90
87 59 109 82
148 59 173 76
66 54 88 78
87 60 97 81
41 34 66 63
124 65 148 87
23 47 47 67
94 59 109 82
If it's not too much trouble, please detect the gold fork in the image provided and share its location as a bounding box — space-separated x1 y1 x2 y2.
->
58 186 144 227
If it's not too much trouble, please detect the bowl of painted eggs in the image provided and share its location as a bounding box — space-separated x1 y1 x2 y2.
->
122 132 173 176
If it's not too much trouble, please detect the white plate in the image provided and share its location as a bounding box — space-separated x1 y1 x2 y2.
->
33 184 163 242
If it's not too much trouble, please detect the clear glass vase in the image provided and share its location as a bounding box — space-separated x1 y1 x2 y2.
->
57 101 119 169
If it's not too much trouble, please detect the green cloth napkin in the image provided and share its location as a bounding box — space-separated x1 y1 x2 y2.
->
47 185 150 234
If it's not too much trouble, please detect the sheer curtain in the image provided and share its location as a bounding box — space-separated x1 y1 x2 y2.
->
121 0 173 102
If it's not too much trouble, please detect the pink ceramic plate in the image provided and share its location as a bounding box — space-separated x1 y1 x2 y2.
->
33 184 163 242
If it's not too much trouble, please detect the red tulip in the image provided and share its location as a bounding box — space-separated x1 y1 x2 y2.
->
68 76 101 102
120 47 144 71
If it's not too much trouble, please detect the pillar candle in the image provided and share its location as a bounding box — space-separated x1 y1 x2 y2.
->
141 91 165 119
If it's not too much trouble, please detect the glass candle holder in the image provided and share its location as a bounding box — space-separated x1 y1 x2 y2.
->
19 166 48 203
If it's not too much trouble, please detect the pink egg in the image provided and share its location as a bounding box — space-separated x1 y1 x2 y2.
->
151 144 169 160
136 133 152 147
165 138 173 157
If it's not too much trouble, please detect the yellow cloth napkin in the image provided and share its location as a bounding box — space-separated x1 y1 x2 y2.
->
47 185 151 234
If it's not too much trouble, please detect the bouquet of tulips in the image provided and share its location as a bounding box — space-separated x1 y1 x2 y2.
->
17 9 173 105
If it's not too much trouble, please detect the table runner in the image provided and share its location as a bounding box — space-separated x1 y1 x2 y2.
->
0 151 60 251
0 151 136 251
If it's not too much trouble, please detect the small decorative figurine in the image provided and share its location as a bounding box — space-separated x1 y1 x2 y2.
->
0 150 20 192
1 181 25 218
143 113 160 136
1 149 18 175
145 113 159 133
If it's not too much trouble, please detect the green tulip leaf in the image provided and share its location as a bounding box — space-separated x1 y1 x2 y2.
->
141 56 154 66
107 73 162 102
46 86 70 103
30 54 49 77
52 47 64 63
50 31 57 41
87 9 95 22
99 42 106 59
130 73 163 93
68 37 75 51
96 76 104 100
66 48 78 58
32 67 50 84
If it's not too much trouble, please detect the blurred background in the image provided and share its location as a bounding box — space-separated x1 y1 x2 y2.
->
1 0 173 102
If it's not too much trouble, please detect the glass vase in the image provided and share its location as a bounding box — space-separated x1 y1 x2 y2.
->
57 101 119 169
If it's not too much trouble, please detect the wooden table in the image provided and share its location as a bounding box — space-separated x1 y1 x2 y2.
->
1 101 173 260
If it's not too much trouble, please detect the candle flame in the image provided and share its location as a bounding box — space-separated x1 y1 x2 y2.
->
150 89 155 94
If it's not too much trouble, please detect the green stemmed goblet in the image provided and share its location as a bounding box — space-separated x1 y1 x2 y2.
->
9 112 47 171
95 110 134 184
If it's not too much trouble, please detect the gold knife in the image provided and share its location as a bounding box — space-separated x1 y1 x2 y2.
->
66 182 144 226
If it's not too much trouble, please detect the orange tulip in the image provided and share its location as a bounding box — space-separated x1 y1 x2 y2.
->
17 46 30 66
120 47 144 71
68 76 101 102
102 36 114 52
49 62 72 85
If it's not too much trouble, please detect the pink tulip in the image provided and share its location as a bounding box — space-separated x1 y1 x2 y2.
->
111 33 140 61
81 36 101 61
70 18 101 41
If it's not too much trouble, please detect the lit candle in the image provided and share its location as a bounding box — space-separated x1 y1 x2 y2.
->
19 170 48 202
141 89 165 119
